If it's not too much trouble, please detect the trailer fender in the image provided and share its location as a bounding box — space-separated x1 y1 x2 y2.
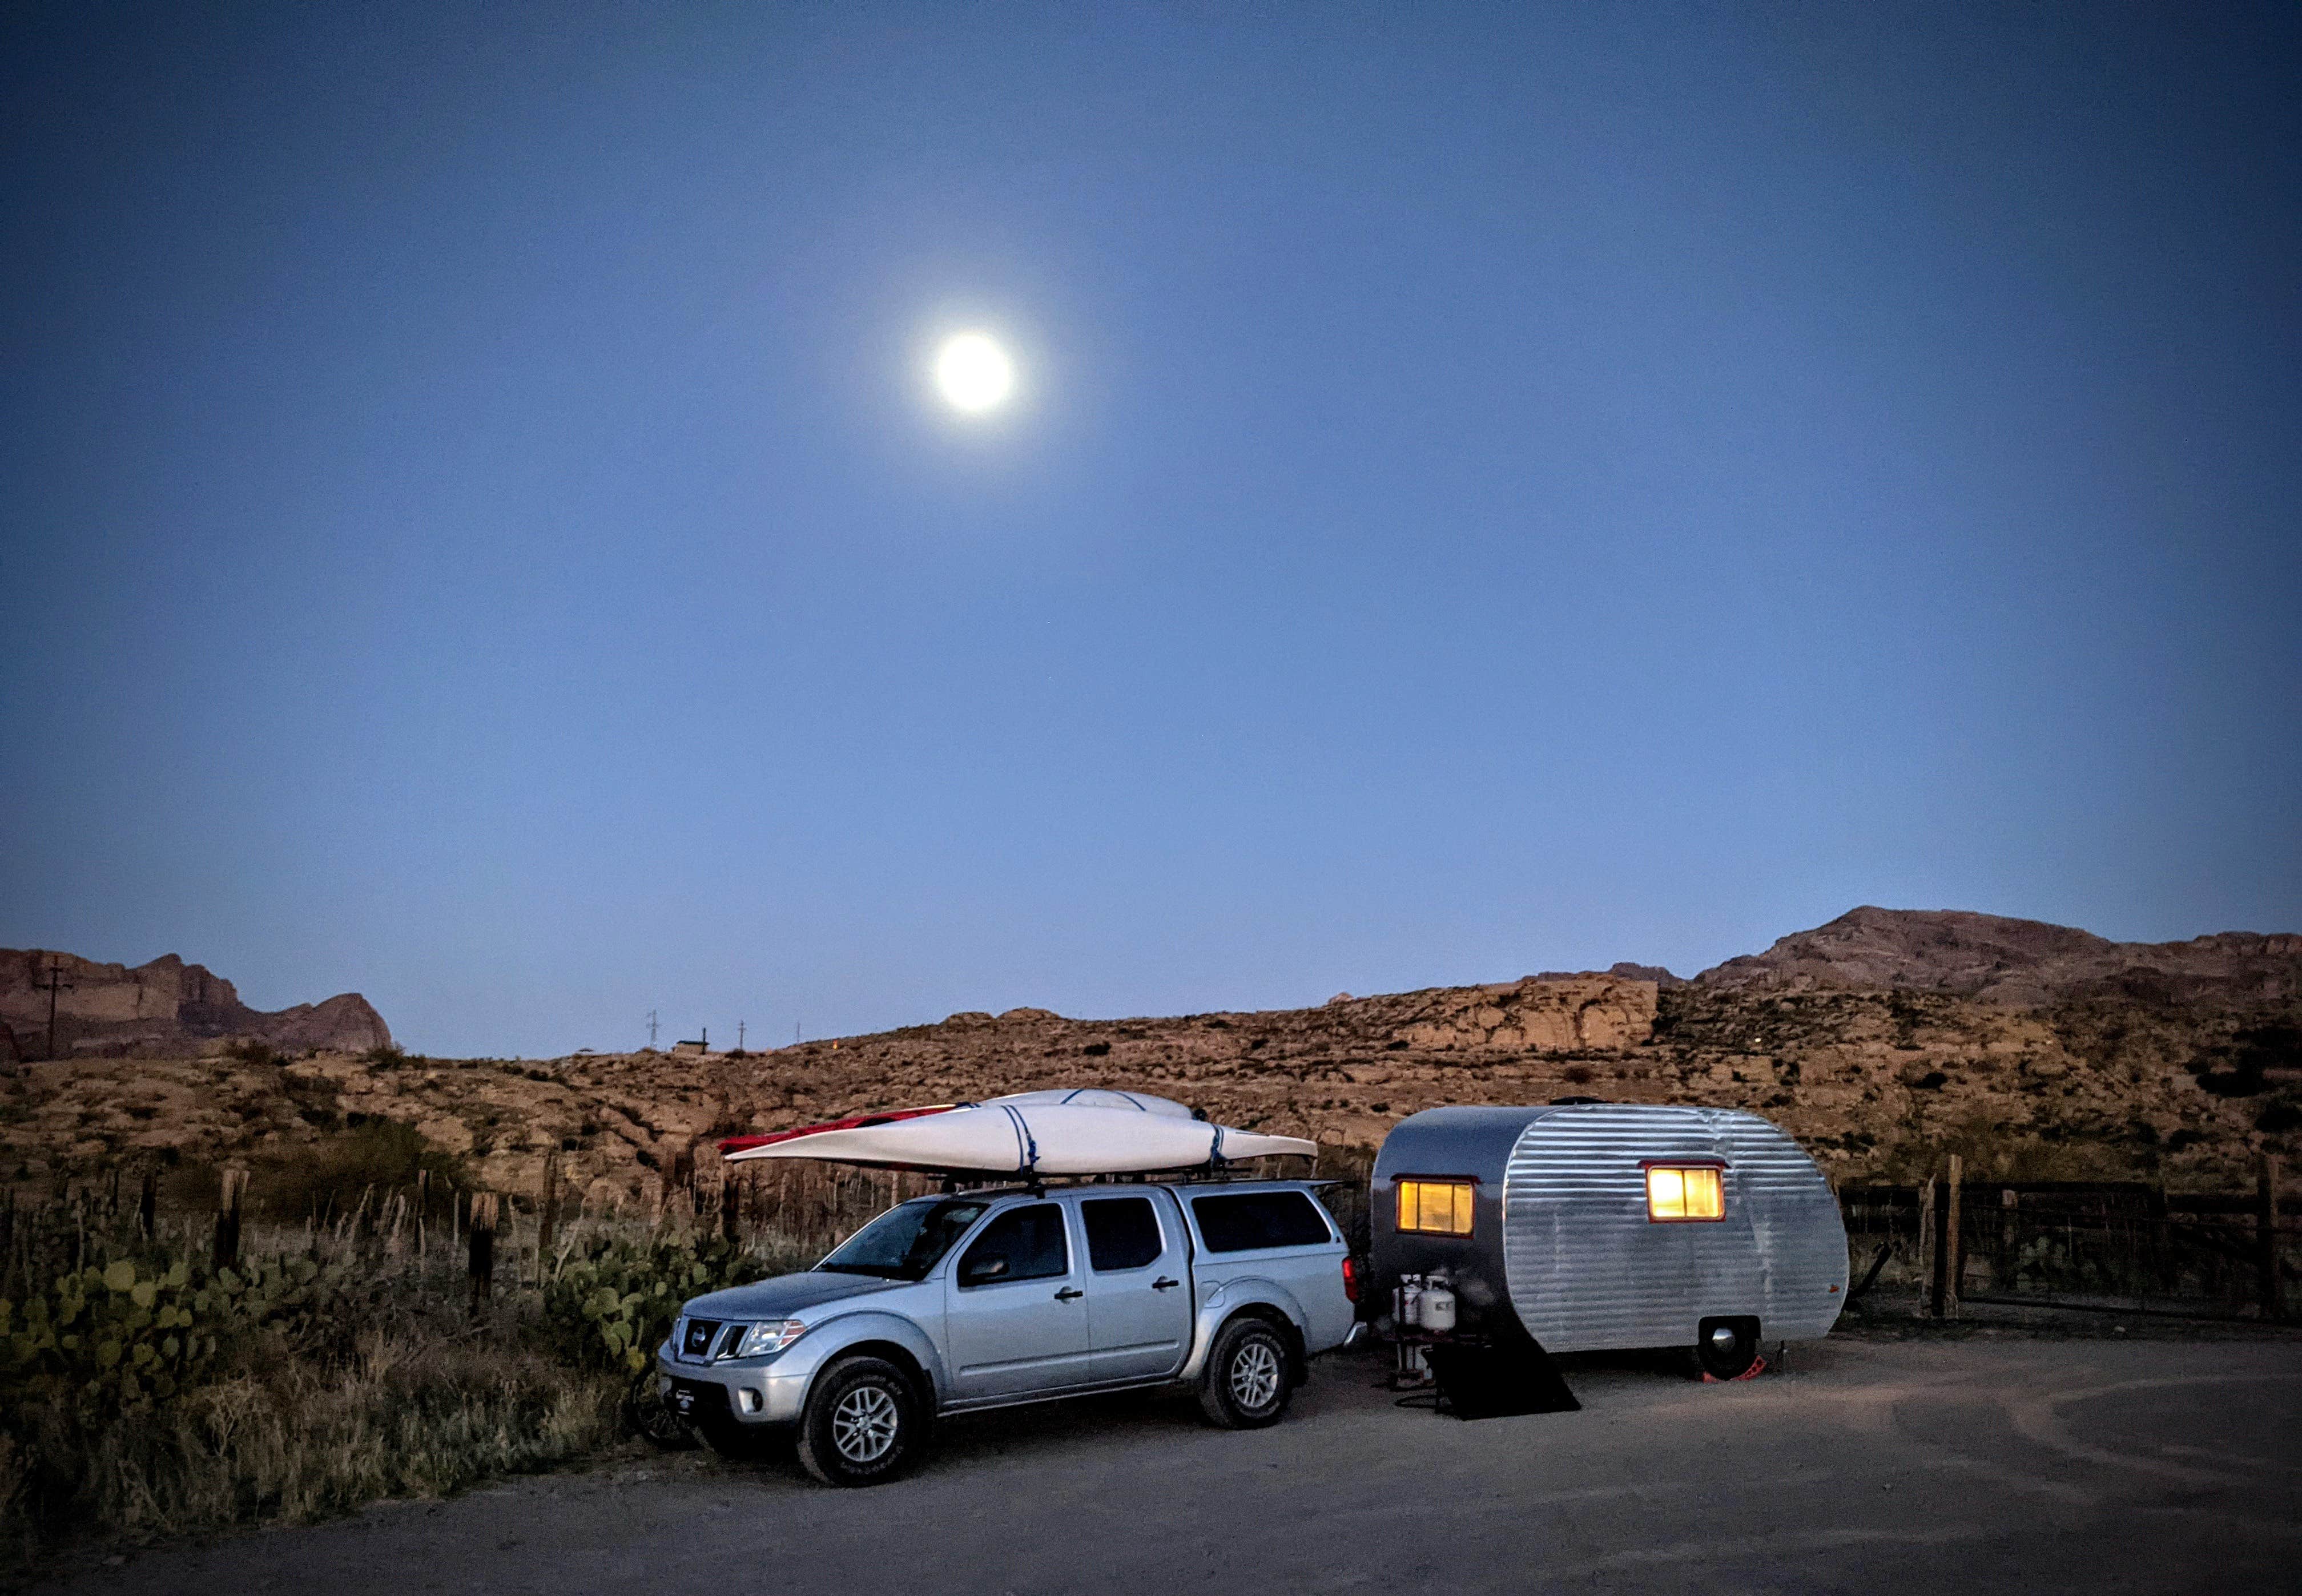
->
1180 1278 1311 1383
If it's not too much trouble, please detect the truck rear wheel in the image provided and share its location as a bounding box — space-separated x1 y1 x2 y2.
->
797 1356 920 1486
1198 1317 1294 1429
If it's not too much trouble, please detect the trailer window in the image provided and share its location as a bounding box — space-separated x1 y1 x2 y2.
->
1395 1178 1475 1236
1645 1166 1724 1222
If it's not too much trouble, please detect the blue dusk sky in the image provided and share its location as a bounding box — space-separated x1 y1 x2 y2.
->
3 3 2297 1056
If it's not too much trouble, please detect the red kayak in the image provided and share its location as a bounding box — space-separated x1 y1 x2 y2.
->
718 1104 957 1157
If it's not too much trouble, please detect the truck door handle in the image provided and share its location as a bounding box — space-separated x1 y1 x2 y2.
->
1152 1277 1180 1291
1055 1287 1084 1301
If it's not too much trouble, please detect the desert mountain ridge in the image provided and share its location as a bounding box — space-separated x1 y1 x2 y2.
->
0 949 392 1062
1689 906 2301 1007
5 908 2298 1210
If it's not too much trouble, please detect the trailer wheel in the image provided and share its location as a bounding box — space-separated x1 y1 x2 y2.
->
1198 1317 1294 1429
797 1356 920 1486
1697 1317 1761 1381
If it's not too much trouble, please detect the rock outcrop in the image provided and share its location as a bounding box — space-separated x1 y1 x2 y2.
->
5 912 2298 1206
0 950 392 1059
1696 907 2302 1007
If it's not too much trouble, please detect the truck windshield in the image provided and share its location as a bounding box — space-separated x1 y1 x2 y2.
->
818 1198 990 1281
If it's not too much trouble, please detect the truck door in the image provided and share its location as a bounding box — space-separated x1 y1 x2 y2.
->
944 1201 1094 1400
1076 1191 1193 1382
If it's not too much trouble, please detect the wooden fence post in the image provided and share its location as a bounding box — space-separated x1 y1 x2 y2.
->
2260 1155 2284 1322
1917 1175 1936 1316
1997 1188 2018 1289
468 1192 498 1313
1927 1173 1950 1320
538 1151 562 1278
214 1165 249 1271
719 1169 740 1244
138 1169 157 1240
1942 1154 1963 1319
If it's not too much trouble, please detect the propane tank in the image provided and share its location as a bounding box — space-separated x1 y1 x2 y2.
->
1420 1275 1458 1335
1397 1274 1424 1330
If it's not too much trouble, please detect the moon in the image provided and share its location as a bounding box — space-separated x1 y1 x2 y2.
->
933 332 1015 413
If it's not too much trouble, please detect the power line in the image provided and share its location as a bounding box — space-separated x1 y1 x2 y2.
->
38 957 73 1062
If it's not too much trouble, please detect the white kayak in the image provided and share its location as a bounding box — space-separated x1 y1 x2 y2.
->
719 1090 1314 1175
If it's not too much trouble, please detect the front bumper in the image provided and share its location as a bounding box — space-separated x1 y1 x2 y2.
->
654 1345 818 1427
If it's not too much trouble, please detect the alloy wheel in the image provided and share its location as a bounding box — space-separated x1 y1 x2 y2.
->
1230 1340 1282 1411
832 1383 901 1464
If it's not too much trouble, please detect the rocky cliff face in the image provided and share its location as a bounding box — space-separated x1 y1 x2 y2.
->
1695 907 2302 1007
5 912 2296 1210
0 950 392 1059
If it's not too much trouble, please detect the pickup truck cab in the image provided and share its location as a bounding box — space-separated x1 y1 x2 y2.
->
656 1179 1362 1485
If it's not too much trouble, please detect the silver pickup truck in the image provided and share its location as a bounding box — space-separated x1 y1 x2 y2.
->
655 1179 1363 1485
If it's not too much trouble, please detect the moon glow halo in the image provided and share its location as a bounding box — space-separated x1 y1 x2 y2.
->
934 333 1015 413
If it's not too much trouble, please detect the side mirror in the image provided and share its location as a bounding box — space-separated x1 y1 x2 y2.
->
961 1255 1009 1285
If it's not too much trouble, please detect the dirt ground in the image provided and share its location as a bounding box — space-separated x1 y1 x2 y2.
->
36 1329 2302 1596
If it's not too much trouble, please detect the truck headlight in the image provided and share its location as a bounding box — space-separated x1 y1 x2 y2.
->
731 1320 808 1358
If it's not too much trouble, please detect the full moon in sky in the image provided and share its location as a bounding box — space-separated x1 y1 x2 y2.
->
934 333 1015 413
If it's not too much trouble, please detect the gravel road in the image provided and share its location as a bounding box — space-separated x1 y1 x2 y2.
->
40 1332 2302 1595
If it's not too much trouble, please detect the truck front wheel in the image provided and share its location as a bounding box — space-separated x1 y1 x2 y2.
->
797 1356 921 1486
1198 1317 1294 1429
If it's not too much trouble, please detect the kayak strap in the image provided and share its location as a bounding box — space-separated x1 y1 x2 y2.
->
999 1104 1041 1175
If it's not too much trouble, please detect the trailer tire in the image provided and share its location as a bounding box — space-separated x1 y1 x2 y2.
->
1697 1316 1761 1381
796 1356 920 1486
1198 1317 1294 1429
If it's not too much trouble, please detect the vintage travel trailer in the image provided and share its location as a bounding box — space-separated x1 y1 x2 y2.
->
1371 1103 1848 1379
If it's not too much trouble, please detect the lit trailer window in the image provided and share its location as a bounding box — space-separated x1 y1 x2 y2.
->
1643 1160 1726 1222
1395 1176 1476 1236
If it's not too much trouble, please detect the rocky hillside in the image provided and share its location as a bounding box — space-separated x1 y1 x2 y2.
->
6 916 2298 1213
1697 906 2302 1007
0 950 391 1061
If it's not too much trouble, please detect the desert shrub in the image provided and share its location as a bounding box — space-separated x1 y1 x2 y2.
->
225 1038 283 1068
1 1255 353 1413
251 1120 470 1224
539 1232 774 1375
4 1325 617 1560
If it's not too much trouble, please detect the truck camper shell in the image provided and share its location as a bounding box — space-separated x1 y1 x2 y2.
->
1373 1103 1848 1357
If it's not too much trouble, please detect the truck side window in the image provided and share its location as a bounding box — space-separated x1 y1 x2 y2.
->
1396 1178 1475 1236
1192 1191 1335 1252
957 1203 1070 1284
1645 1165 1725 1222
1080 1197 1163 1271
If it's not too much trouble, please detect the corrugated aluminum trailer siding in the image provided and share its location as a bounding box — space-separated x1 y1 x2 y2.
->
1501 1105 1847 1351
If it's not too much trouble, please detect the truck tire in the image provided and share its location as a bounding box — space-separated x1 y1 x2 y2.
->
1197 1317 1294 1429
1697 1317 1761 1381
796 1356 921 1486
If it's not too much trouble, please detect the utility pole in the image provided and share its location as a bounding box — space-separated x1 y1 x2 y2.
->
39 957 73 1061
645 1009 659 1049
738 1020 746 1051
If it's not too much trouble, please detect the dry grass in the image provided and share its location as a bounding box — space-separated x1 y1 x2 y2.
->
0 1164 812 1583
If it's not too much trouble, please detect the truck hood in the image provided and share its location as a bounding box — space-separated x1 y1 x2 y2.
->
682 1271 904 1319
